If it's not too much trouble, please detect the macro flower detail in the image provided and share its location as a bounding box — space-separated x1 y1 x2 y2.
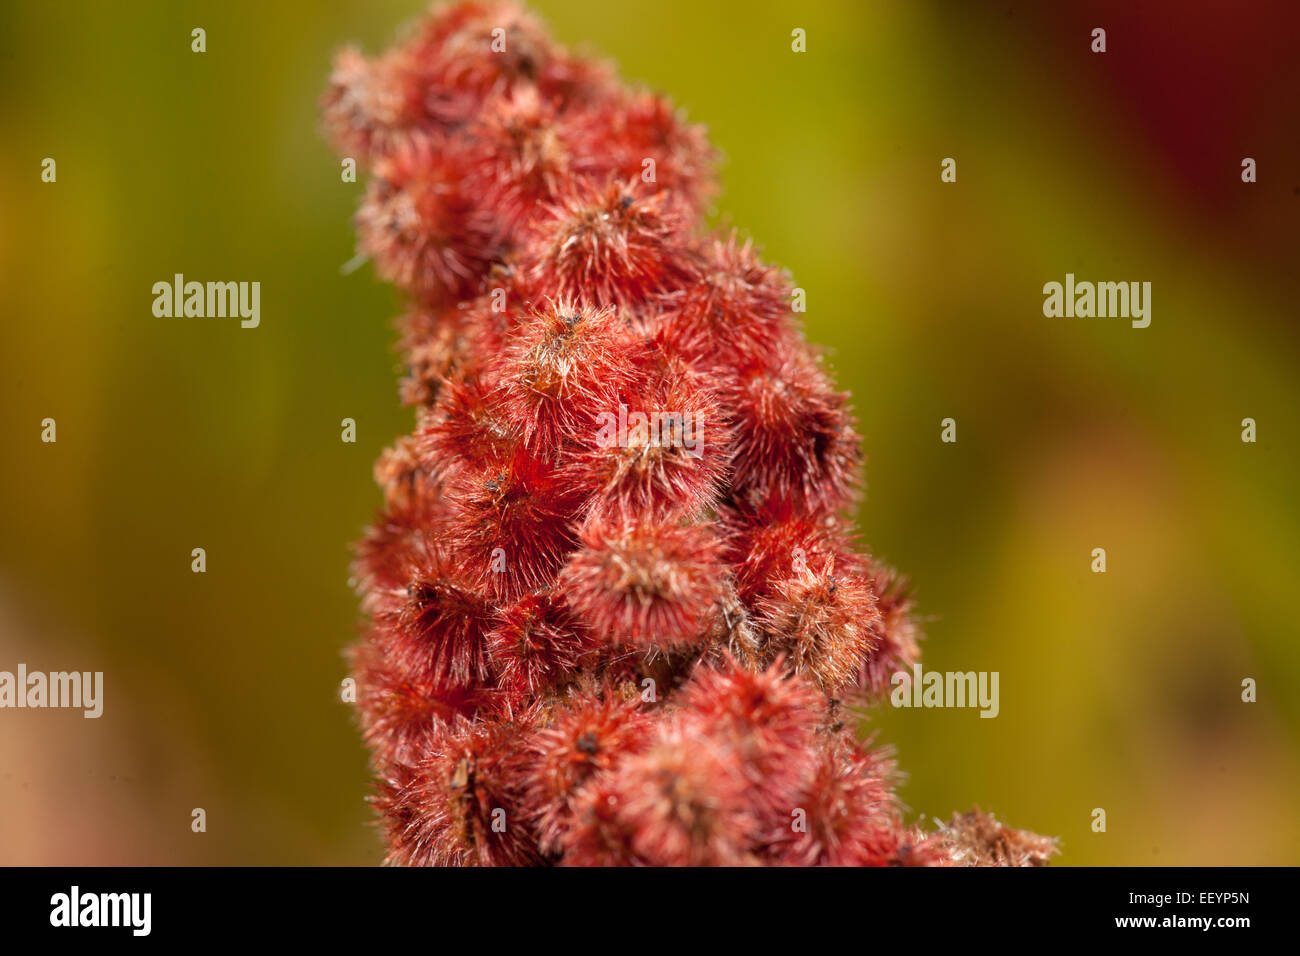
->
327 0 1055 866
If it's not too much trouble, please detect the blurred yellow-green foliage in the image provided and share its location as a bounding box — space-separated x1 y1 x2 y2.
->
1 0 1297 864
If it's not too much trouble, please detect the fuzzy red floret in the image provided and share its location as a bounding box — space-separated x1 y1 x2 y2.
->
379 716 543 866
376 566 493 690
357 135 502 305
417 372 516 472
566 88 717 218
350 637 484 772
562 719 755 866
484 592 598 697
773 736 910 866
676 657 823 824
444 444 582 600
465 87 574 242
487 298 640 455
563 358 730 522
522 689 652 855
722 501 856 605
559 516 725 653
722 345 863 514
323 46 432 163
656 234 797 364
526 180 701 316
752 557 878 694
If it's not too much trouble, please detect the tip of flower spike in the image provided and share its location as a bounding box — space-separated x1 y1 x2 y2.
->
325 1 616 168
405 2 565 118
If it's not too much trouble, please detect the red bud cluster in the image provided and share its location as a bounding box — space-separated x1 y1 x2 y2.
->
327 1 1053 866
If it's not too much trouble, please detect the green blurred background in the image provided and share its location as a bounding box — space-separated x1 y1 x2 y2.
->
2 0 1297 865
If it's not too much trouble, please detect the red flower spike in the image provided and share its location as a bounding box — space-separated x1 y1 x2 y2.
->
328 0 1054 867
